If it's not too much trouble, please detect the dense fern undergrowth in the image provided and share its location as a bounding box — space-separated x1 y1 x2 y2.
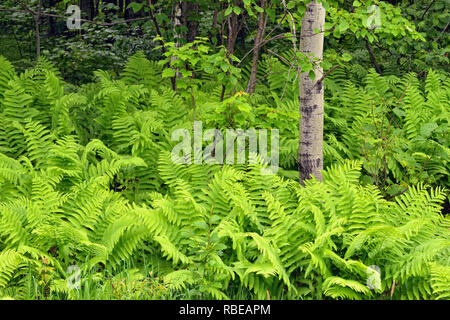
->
0 53 449 300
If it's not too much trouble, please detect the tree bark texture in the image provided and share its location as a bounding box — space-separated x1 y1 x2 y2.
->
298 1 325 184
182 1 200 43
226 0 243 56
246 0 267 94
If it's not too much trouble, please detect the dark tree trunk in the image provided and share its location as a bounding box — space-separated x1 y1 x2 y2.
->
182 1 200 43
45 0 59 36
226 0 244 56
80 0 95 20
118 0 125 15
246 0 267 94
365 39 383 75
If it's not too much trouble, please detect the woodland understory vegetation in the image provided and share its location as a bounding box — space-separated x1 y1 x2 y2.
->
0 0 448 300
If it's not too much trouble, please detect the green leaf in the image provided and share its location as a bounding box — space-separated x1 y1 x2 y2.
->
392 107 406 118
203 65 214 74
286 1 296 10
321 60 332 70
254 5 264 13
339 21 349 33
341 53 352 62
192 221 209 231
324 22 334 31
127 2 144 13
420 122 438 138
220 63 229 72
224 6 233 16
162 68 176 78
180 69 193 78
237 103 251 113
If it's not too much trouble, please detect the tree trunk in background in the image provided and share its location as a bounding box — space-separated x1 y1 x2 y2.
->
173 1 183 41
80 0 95 20
94 0 99 17
365 39 383 74
226 0 243 56
46 0 58 36
246 0 266 94
170 1 183 91
211 7 219 48
182 1 199 43
298 1 325 184
35 0 42 59
118 0 125 15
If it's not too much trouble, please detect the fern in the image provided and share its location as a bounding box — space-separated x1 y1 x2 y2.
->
0 56 448 301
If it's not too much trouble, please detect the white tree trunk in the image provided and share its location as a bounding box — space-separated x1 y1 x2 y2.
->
298 1 325 184
171 1 183 86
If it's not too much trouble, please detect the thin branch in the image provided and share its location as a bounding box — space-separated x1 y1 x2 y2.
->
420 0 437 20
280 64 295 100
365 38 382 75
0 7 154 27
280 0 299 66
434 21 449 42
44 12 154 27
0 8 29 14
316 64 340 85
267 49 297 70
236 32 292 67
387 187 409 200
35 0 41 58
13 0 34 14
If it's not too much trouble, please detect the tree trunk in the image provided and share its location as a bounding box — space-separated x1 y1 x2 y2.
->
182 1 199 43
170 1 183 91
46 0 58 36
298 1 325 184
226 0 243 56
35 0 42 59
246 0 267 94
173 1 183 42
80 0 95 20
118 0 125 15
365 39 383 74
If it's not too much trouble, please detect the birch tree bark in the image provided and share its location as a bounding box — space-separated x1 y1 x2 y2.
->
298 1 325 184
170 1 183 91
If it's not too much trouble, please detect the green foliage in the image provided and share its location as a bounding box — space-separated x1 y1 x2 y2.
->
0 51 448 301
323 68 449 192
158 37 242 91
